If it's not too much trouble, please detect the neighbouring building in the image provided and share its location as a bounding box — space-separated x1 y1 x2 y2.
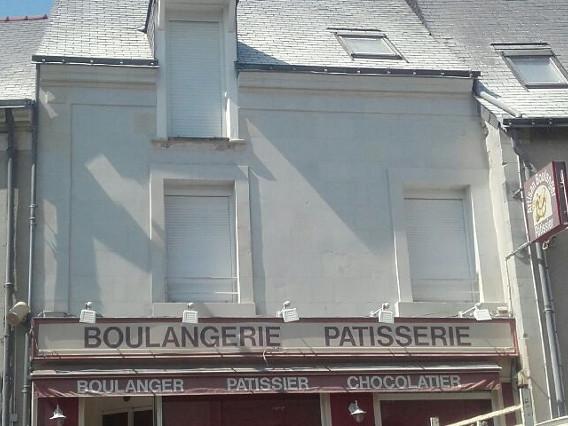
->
6 0 565 425
407 0 568 422
0 14 47 426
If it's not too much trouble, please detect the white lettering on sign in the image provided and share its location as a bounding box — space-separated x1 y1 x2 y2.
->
76 378 184 394
226 376 310 391
346 375 461 390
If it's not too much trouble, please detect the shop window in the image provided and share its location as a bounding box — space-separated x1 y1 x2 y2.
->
380 399 493 426
102 410 152 426
165 184 237 303
404 189 477 302
102 412 128 426
167 20 224 137
162 395 321 426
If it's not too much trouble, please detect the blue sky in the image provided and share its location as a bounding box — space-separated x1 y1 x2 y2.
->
0 0 52 17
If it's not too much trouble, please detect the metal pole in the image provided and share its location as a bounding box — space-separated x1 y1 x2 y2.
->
512 130 567 417
536 240 567 417
21 65 39 426
2 109 16 426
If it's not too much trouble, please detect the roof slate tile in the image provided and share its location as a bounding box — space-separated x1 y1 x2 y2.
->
0 17 47 101
35 0 152 60
237 0 471 73
409 0 568 118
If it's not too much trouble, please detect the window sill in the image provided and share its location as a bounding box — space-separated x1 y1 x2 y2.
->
396 301 506 318
153 137 247 149
152 302 256 317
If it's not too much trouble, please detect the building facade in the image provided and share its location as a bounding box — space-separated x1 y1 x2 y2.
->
6 0 567 424
408 0 568 422
0 14 47 426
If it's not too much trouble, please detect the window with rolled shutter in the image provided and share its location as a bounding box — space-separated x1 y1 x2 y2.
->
404 190 477 302
167 20 223 137
165 187 237 303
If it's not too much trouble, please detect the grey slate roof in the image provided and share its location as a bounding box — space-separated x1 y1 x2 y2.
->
0 17 47 101
35 0 152 61
409 0 568 120
31 0 473 75
237 0 472 74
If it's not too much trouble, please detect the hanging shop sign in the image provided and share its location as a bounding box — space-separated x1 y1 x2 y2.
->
33 370 501 398
524 161 568 243
33 318 517 359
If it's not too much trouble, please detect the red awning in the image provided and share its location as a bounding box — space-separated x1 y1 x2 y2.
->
32 363 502 398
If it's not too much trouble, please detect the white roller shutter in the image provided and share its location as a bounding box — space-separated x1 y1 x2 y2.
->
167 20 223 137
165 193 236 302
404 195 476 302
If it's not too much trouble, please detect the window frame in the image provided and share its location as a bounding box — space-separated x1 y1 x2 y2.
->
388 168 504 314
497 46 568 89
403 188 478 303
332 29 403 60
150 164 254 316
156 5 240 140
165 17 227 138
164 184 238 303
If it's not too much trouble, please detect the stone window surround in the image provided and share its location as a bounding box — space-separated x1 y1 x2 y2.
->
389 168 505 317
150 163 254 317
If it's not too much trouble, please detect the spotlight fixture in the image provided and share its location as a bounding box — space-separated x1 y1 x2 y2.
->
79 302 97 324
50 404 66 425
459 303 492 321
7 301 30 326
182 303 199 324
369 302 394 324
348 400 367 424
277 301 299 323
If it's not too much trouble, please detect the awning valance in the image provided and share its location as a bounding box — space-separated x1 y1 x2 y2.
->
33 363 502 398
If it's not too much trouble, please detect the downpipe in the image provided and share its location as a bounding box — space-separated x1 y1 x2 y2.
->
510 129 567 418
21 64 40 426
1 109 16 426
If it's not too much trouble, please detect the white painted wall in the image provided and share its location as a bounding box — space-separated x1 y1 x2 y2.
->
237 73 503 317
34 65 505 321
35 65 157 316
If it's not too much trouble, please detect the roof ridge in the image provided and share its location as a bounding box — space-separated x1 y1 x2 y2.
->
1 15 48 23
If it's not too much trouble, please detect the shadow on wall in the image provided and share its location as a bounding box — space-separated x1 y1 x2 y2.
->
35 103 156 316
240 85 488 315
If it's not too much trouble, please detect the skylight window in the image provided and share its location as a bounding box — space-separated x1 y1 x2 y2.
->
508 56 567 86
331 29 402 60
494 44 568 88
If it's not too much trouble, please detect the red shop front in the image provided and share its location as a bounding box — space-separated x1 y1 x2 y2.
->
31 317 519 426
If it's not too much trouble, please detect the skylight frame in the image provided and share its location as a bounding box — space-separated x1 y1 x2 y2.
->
332 29 403 60
495 45 568 89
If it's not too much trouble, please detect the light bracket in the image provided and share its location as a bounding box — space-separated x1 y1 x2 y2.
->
459 303 492 321
182 303 199 324
370 303 395 324
277 301 300 323
79 302 96 324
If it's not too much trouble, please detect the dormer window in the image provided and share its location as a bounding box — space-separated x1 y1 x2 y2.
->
332 28 403 60
157 2 239 141
167 20 224 138
494 44 568 88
